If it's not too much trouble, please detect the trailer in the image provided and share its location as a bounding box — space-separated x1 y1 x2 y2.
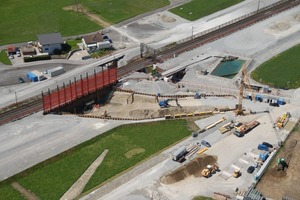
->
47 66 64 77
172 146 188 162
234 121 260 137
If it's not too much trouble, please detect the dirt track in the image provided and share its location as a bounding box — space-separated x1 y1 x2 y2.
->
256 123 300 199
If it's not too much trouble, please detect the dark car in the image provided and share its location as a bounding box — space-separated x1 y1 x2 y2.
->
18 77 25 83
247 166 255 174
201 140 211 147
262 142 273 148
81 55 91 60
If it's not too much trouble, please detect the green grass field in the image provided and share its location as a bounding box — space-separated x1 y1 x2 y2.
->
0 120 190 200
0 50 12 65
170 0 243 21
0 0 169 46
251 44 300 89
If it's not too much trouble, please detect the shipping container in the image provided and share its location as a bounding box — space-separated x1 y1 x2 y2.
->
48 66 65 77
258 144 269 151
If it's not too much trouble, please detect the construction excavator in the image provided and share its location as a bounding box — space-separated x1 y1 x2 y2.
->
159 98 180 108
235 64 255 115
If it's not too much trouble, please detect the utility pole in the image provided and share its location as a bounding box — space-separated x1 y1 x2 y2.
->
15 91 18 107
192 26 194 39
257 0 261 13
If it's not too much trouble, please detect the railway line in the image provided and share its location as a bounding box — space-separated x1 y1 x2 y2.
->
0 0 299 126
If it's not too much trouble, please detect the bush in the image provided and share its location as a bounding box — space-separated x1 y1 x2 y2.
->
23 55 51 62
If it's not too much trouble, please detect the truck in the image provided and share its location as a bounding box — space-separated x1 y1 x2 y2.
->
27 70 45 82
172 146 188 162
234 121 260 137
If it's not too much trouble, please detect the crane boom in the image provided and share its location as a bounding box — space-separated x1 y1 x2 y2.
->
235 63 255 115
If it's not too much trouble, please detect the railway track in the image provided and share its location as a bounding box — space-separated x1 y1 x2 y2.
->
0 0 299 126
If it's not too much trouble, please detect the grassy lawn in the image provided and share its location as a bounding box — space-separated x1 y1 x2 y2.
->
0 120 190 200
170 0 243 21
66 39 82 50
0 50 12 65
82 0 169 24
0 184 25 200
0 0 169 46
193 196 214 200
90 49 113 58
251 44 300 89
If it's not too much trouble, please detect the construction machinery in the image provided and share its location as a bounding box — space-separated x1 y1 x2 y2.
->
277 158 288 171
201 164 219 178
275 112 291 129
234 121 260 137
232 169 241 178
235 64 255 115
194 92 201 99
159 98 179 108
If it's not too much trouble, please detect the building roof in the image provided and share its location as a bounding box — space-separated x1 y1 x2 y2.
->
37 33 63 45
7 46 16 53
21 46 35 53
83 32 103 44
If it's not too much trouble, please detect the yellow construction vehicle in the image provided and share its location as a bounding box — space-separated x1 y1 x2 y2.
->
276 112 290 129
235 64 255 115
201 164 219 178
232 169 241 178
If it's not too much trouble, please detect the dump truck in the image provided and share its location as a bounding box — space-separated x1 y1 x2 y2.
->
234 121 260 137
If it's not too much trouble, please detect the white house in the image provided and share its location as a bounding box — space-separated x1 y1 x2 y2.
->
37 33 63 54
82 32 112 52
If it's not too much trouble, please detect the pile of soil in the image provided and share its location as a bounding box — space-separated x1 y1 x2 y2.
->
91 92 214 119
160 154 217 184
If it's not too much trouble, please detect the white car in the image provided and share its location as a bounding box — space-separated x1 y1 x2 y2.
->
9 54 14 59
16 52 21 57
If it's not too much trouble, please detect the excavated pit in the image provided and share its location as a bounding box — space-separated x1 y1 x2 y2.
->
160 154 217 184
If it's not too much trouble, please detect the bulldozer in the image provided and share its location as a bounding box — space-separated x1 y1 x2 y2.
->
232 169 241 178
201 164 219 178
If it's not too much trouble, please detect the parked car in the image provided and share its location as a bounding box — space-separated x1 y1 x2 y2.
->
201 140 211 147
9 54 14 59
82 55 91 60
18 77 25 83
16 51 21 57
262 142 273 148
247 166 255 174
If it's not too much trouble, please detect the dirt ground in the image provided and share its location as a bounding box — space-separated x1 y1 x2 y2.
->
90 92 215 119
256 123 300 199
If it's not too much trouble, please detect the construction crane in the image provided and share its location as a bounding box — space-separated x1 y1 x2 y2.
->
235 64 255 115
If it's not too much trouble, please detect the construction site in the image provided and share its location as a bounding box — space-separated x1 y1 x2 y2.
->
0 0 300 200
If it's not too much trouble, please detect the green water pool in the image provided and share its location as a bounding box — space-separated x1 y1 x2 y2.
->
211 59 245 79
